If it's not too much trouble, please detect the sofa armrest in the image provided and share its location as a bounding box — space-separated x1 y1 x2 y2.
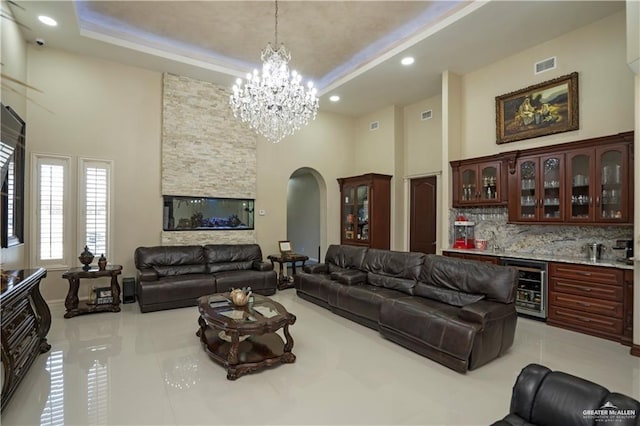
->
137 268 159 282
252 261 273 272
459 300 516 328
304 263 328 274
330 270 367 285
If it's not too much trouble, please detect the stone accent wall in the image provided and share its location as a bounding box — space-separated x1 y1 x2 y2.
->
161 230 255 246
451 207 633 260
162 73 257 244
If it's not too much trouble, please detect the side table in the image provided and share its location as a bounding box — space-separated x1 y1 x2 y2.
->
267 254 309 290
62 265 122 318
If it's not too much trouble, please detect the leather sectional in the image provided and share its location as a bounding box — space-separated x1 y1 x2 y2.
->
134 244 276 313
492 363 640 425
295 244 518 373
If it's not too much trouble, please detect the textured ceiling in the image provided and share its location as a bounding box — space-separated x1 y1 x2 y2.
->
78 1 463 88
5 1 627 116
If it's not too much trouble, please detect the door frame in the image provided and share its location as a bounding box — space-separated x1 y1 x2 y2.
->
403 172 442 253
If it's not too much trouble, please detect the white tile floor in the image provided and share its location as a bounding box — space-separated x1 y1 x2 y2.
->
3 290 640 426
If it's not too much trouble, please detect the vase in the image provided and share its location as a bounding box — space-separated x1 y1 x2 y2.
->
79 245 94 271
98 254 107 271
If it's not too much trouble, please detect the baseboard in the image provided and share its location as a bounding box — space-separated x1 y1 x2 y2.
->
631 344 640 358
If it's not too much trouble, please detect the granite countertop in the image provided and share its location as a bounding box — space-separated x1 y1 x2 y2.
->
443 248 634 270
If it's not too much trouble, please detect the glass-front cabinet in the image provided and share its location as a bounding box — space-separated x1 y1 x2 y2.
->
566 144 629 223
338 173 391 249
513 155 563 222
454 161 503 206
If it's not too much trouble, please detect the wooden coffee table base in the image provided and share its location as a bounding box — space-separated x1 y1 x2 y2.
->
197 316 296 380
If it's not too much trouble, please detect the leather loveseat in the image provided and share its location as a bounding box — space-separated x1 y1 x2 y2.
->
295 244 518 373
492 363 640 426
134 244 276 313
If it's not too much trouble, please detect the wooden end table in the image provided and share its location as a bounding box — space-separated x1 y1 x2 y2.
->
196 293 296 380
267 253 309 290
62 265 122 318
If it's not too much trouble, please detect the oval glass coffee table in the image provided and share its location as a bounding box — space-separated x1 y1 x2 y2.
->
196 293 296 380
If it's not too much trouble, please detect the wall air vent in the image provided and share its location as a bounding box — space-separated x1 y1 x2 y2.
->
534 57 556 75
370 121 379 131
421 110 433 120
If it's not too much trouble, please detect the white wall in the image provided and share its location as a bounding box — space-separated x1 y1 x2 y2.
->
0 0 28 269
404 94 443 177
459 11 633 159
25 46 162 302
255 111 353 258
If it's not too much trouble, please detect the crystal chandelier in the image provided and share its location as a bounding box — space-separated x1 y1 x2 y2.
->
229 0 319 143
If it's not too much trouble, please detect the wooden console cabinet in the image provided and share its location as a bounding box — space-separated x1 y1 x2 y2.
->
338 173 391 249
548 262 632 345
1 268 51 411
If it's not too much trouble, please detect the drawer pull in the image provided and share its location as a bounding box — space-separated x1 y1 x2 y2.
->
577 302 592 307
577 271 592 276
578 286 592 292
578 317 592 323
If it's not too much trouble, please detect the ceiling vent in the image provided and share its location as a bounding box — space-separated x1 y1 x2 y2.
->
370 121 379 131
421 110 433 121
534 57 556 75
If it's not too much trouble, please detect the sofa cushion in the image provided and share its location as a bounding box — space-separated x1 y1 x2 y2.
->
153 264 208 277
367 274 417 295
330 270 368 285
213 269 276 294
414 283 484 307
134 246 206 276
363 249 425 280
295 272 333 302
379 297 481 361
138 274 216 305
204 244 262 273
420 255 517 304
329 284 406 323
325 244 368 270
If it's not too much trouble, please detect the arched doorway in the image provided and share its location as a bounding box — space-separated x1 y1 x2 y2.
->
287 168 325 263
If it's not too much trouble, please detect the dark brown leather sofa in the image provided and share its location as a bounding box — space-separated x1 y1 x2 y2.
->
492 363 640 426
295 244 518 373
134 244 276 313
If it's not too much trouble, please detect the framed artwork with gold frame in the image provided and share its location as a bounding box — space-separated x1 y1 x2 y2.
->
496 72 578 144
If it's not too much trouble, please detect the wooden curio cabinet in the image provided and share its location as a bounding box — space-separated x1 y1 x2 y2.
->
507 131 633 225
451 157 510 207
337 173 391 249
509 154 564 222
565 144 631 224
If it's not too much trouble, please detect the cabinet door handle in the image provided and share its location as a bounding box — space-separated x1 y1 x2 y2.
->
596 196 600 207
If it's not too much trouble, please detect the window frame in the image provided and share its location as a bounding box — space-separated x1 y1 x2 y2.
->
77 158 113 263
31 154 72 269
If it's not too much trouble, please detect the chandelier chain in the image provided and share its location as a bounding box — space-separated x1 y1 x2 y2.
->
275 0 278 46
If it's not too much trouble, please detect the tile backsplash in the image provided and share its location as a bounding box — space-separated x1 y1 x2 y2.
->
451 207 633 260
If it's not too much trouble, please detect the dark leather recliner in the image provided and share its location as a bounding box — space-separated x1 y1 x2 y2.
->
492 363 640 426
134 244 276 313
295 244 518 373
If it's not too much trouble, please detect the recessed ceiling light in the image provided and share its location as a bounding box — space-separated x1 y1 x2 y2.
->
329 95 340 102
401 57 415 66
38 15 58 27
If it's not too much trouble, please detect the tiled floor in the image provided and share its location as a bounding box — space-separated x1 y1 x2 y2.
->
3 290 640 426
